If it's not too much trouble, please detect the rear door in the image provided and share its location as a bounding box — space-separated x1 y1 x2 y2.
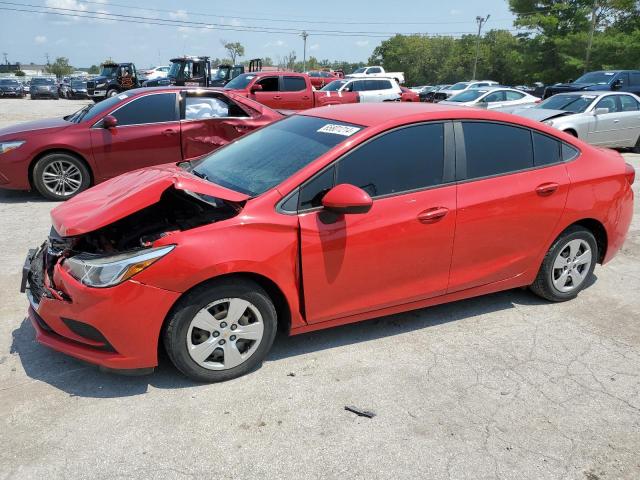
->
448 121 571 293
299 122 457 323
279 76 313 110
587 95 622 146
90 92 182 179
617 94 640 146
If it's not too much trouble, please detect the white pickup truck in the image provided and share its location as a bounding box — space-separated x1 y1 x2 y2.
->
345 66 405 85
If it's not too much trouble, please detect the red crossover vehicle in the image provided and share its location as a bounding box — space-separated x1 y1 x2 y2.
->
22 103 634 382
0 87 281 200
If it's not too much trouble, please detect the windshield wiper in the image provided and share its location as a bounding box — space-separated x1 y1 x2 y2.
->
191 169 209 181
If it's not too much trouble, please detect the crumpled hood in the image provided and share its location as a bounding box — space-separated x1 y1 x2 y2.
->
0 118 70 138
51 163 249 237
509 108 573 122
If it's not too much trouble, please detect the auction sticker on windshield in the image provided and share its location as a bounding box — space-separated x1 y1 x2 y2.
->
317 124 361 136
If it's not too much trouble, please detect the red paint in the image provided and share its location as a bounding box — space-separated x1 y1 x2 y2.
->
29 103 634 371
400 86 420 102
0 88 281 192
306 71 342 89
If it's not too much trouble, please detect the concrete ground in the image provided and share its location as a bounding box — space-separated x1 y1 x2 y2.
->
0 97 638 480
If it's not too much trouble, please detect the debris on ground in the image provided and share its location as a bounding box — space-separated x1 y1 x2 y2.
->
344 405 376 418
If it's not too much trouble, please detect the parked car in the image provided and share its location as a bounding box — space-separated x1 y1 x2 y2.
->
345 66 405 84
141 65 170 81
422 85 451 102
399 86 420 102
432 80 499 102
513 82 545 97
410 85 433 94
0 87 282 200
439 87 539 109
29 77 58 99
543 70 640 99
319 77 401 103
66 79 89 99
223 72 360 110
306 70 342 89
87 61 140 102
0 78 25 98
21 103 634 382
508 91 640 151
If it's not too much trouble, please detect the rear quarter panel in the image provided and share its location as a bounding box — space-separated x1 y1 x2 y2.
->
313 90 359 107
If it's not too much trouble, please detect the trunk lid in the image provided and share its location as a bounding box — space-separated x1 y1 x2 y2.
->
51 163 249 237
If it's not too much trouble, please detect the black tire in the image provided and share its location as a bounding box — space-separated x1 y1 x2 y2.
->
106 89 119 98
32 152 91 201
530 226 598 302
31 95 37 100
163 278 278 382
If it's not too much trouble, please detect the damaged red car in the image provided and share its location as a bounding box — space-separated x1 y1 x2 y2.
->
0 87 281 200
22 103 634 382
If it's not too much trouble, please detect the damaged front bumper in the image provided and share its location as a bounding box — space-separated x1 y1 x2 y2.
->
22 242 180 371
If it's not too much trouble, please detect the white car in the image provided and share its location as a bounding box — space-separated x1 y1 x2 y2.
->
141 66 170 81
439 87 540 110
345 66 405 85
433 80 499 101
320 77 402 103
509 91 640 150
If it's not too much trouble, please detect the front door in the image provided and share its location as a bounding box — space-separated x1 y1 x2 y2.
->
299 122 456 324
90 92 182 180
250 76 281 109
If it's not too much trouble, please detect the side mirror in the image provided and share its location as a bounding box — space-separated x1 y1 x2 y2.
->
593 107 609 115
103 115 118 129
612 78 623 90
250 84 263 93
321 184 372 214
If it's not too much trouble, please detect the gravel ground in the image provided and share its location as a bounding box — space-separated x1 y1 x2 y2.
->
0 97 638 480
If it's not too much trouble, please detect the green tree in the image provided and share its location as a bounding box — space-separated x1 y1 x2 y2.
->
14 70 25 77
46 57 74 79
88 64 100 74
222 41 245 64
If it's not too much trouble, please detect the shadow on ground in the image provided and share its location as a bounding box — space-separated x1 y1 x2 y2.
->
9 281 592 399
0 189 53 204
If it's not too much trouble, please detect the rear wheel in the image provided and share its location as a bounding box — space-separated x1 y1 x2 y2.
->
530 226 597 302
163 279 278 382
32 153 91 200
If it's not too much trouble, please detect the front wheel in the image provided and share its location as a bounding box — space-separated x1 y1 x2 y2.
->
163 279 278 382
530 226 597 302
106 89 119 98
32 153 91 200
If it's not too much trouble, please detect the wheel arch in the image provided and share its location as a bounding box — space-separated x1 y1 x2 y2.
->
563 128 578 138
561 218 608 263
28 149 95 190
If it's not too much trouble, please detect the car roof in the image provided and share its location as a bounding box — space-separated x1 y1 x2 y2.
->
548 90 634 96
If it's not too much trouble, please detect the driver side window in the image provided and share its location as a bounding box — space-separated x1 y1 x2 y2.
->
256 77 279 92
595 96 619 113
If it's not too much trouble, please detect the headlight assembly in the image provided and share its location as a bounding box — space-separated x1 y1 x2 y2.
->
96 82 106 88
0 140 26 154
62 245 174 288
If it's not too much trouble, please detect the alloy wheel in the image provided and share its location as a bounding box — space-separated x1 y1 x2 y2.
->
187 298 264 370
551 239 592 293
41 160 83 197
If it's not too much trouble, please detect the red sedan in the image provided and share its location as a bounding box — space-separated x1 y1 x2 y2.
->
0 87 281 200
22 103 634 382
400 86 420 102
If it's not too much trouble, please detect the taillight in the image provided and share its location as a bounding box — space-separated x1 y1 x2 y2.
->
625 162 635 185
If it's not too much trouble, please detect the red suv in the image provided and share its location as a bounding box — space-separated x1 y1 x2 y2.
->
0 87 281 200
22 103 634 382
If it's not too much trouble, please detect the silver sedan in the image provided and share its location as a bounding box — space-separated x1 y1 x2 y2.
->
506 91 640 150
439 87 540 110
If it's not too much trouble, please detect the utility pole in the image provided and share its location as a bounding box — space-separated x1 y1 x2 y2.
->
45 52 50 66
2 53 8 65
585 1 598 73
301 31 309 72
472 14 490 80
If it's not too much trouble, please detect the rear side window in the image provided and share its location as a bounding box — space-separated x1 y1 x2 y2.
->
533 132 561 166
620 95 640 111
630 73 640 86
336 123 444 198
112 93 178 126
505 91 525 101
282 76 306 92
461 122 533 179
562 144 579 161
484 91 505 102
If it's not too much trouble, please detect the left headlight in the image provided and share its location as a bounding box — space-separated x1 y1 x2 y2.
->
62 245 175 288
0 140 26 155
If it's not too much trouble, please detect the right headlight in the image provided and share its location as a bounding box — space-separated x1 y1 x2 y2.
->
62 245 174 288
0 140 26 155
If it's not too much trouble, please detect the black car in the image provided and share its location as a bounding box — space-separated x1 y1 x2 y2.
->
543 70 640 99
66 79 89 99
30 78 59 99
0 79 25 98
87 62 140 102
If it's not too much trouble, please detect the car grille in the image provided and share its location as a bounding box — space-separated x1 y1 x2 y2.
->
86 81 96 90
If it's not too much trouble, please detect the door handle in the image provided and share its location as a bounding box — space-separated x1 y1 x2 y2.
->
273 95 282 99
302 96 310 100
536 182 559 196
162 128 177 136
417 207 449 224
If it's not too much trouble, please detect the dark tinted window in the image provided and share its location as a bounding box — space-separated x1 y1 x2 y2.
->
484 91 505 102
562 143 579 161
533 132 561 166
112 93 177 126
369 67 382 74
299 166 335 210
630 73 640 86
462 122 533 179
282 76 306 92
256 76 279 91
336 123 444 197
351 81 366 92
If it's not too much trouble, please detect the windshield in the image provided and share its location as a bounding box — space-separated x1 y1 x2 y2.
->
32 78 54 85
0 79 19 85
352 67 366 74
536 94 596 113
100 65 118 78
449 82 470 91
215 68 230 80
71 80 85 87
448 89 488 102
66 92 130 123
190 115 364 196
168 62 182 78
320 80 347 91
224 73 256 90
573 71 616 85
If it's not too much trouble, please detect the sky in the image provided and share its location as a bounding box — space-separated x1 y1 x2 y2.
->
0 0 517 68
